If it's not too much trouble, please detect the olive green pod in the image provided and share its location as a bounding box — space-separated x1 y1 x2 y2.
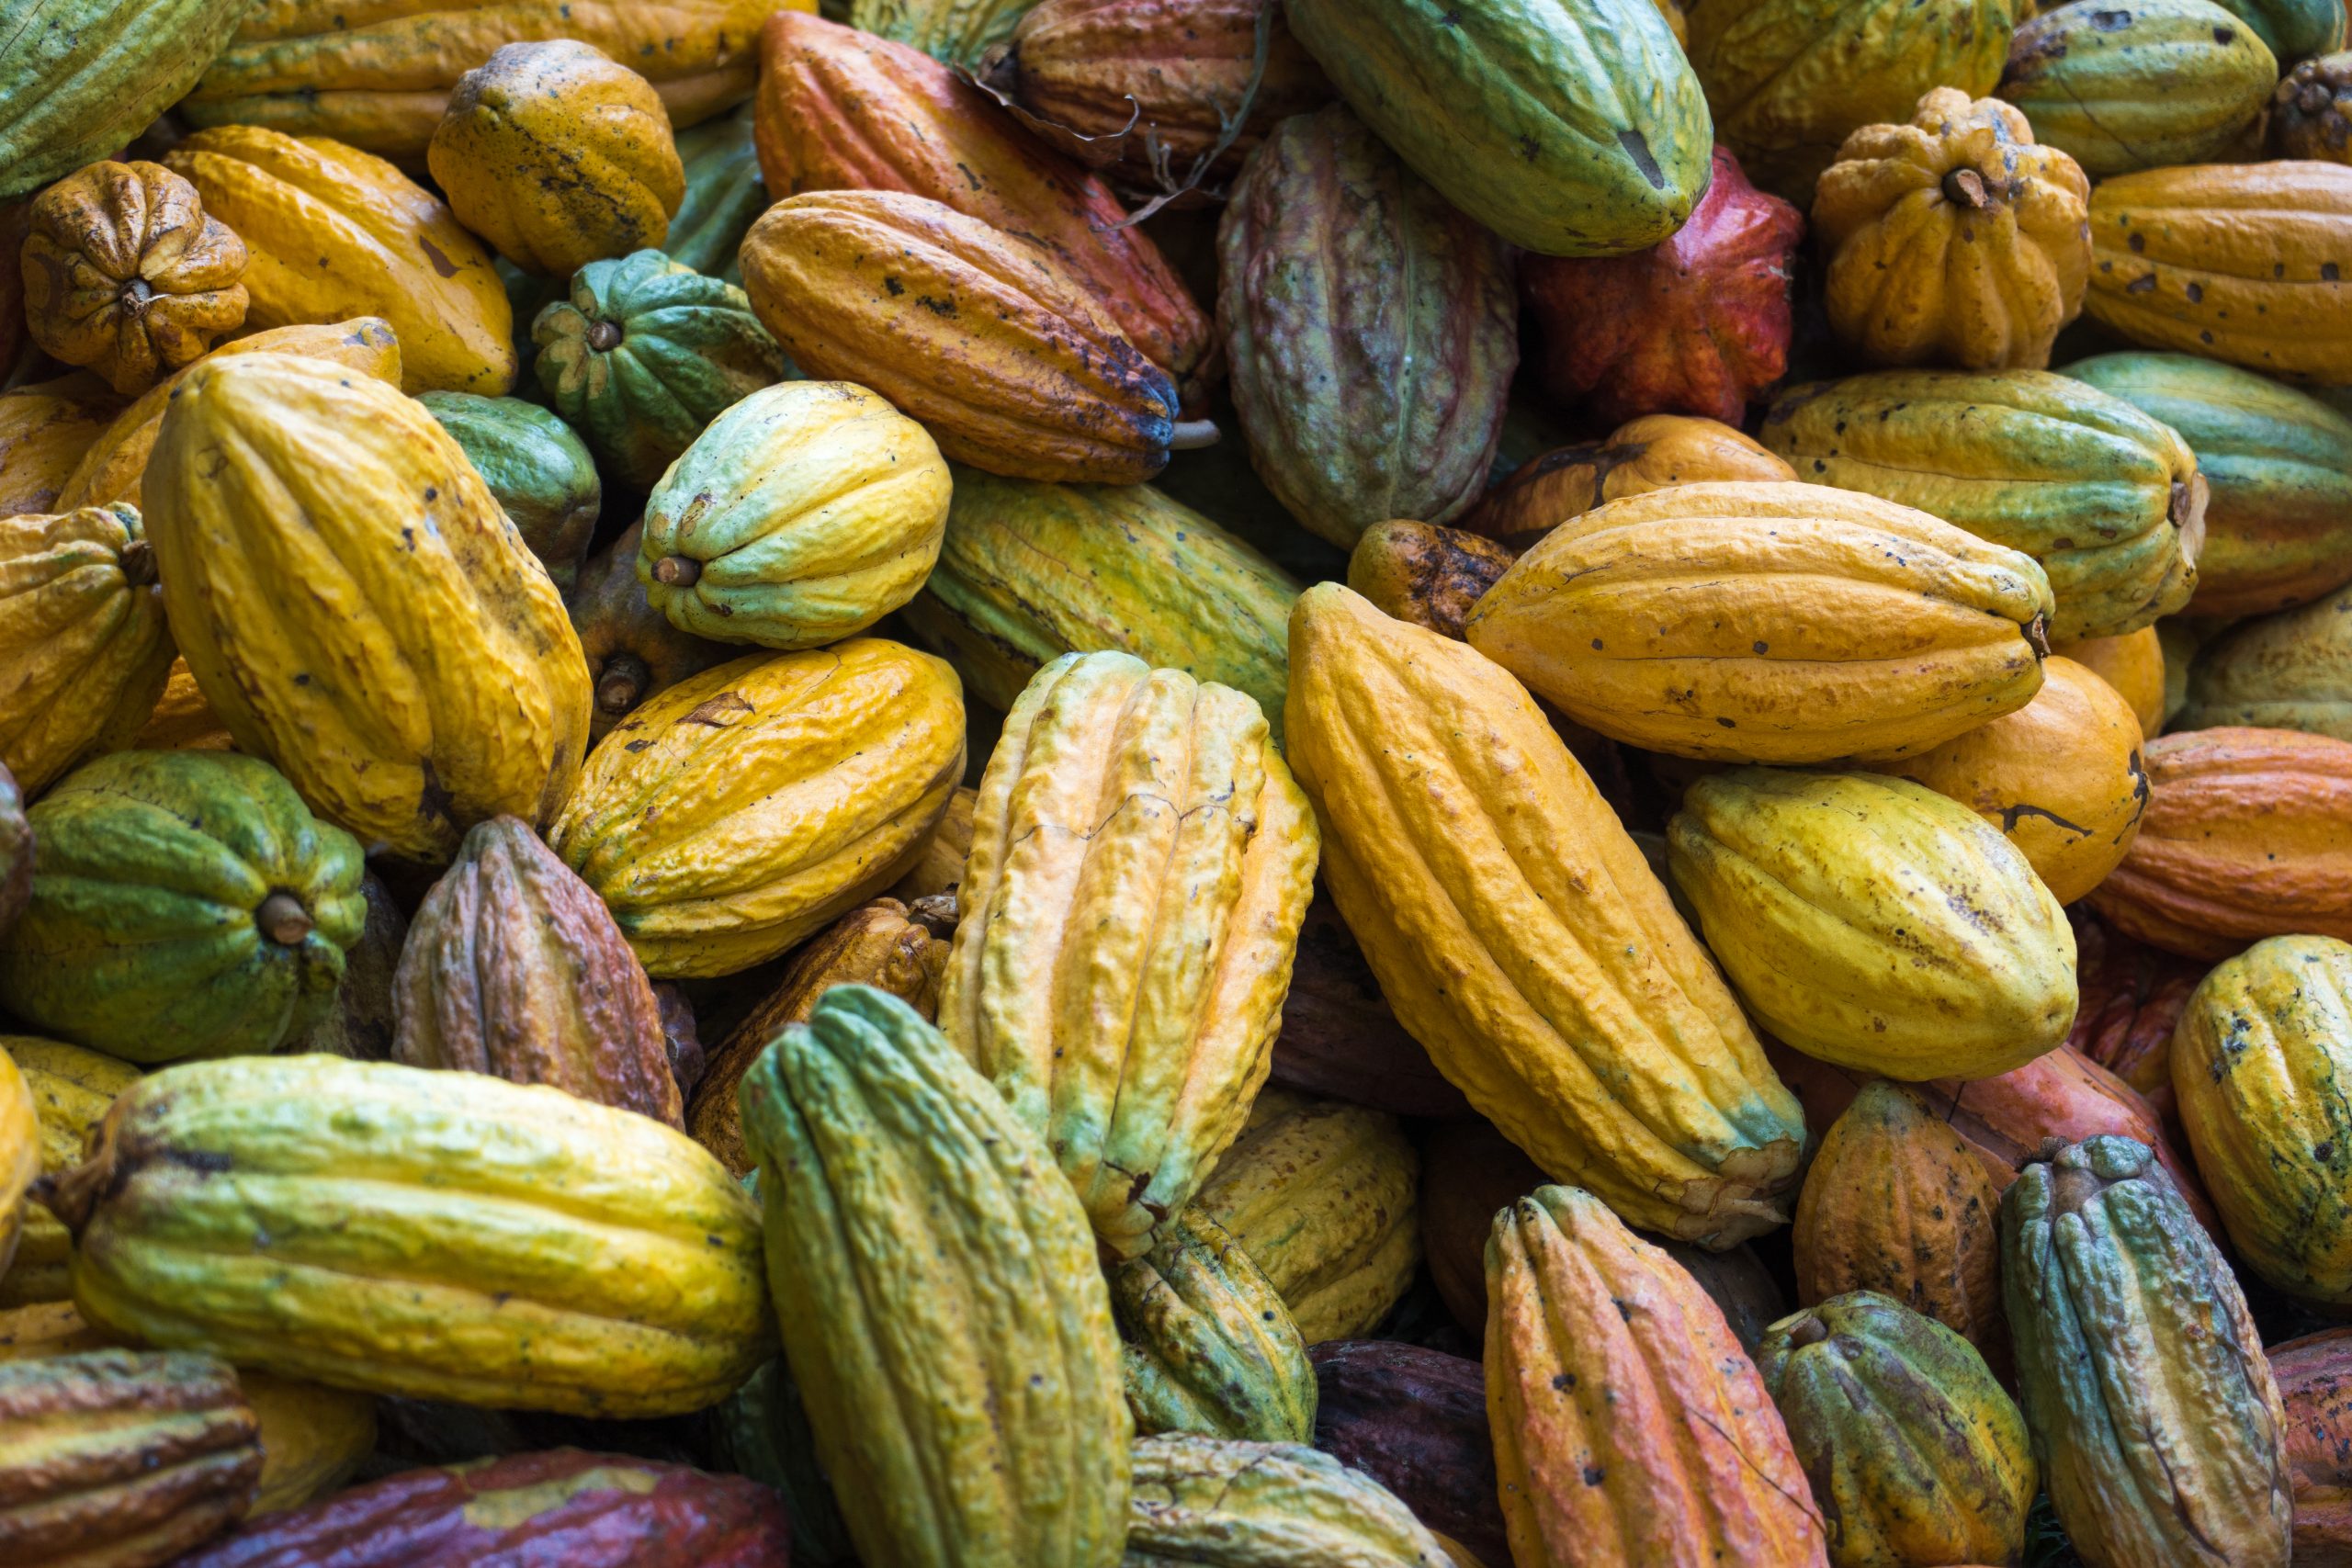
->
2177 582 2352 739
1113 1212 1317 1445
2002 1136 2293 1568
735 985 1131 1568
1762 369 2205 641
1281 0 1712 257
416 391 601 592
1123 1434 1451 1565
2000 0 2278 178
665 103 764 283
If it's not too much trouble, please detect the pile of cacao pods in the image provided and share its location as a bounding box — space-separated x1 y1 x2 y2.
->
2 0 2351 1562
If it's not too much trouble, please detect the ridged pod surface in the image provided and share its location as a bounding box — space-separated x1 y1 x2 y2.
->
1761 369 2204 641
2180 582 2352 739
0 0 253 199
392 816 679 1129
182 0 802 156
736 985 1130 1568
1464 480 2055 763
1871 656 2150 905
640 381 949 650
902 471 1295 738
145 355 590 861
548 642 965 978
1187 1089 1420 1343
1124 1434 1450 1564
1814 89 2091 371
1215 104 1518 548
568 523 737 742
2084 162 2352 381
1754 1292 2035 1568
1459 414 1795 552
1668 769 2078 1080
415 392 601 594
42 1055 772 1416
2225 0 2351 57
1999 0 2278 177
0 1348 261 1568
741 191 1180 484
942 651 1317 1258
2269 1327 2352 1565
0 374 120 515
2171 936 2352 1304
1686 0 2016 200
2066 910 2200 1106
1486 1184 1828 1567
1268 896 1474 1121
1283 0 1712 256
1290 583 1806 1243
752 11 1209 393
0 502 175 795
1792 1082 2011 1381
1311 1341 1509 1567
2085 727 2352 958
2065 351 2352 617
0 750 367 1066
164 128 512 396
2 1038 142 1309
2002 1136 2293 1568
2275 51 2352 158
853 0 1031 65
665 104 763 282
1112 1210 1316 1443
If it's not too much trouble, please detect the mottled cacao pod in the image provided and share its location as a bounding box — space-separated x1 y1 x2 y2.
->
1345 522 1514 642
1113 1210 1315 1443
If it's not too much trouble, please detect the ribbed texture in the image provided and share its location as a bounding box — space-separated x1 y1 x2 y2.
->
1999 0 2277 177
1124 1434 1449 1565
0 0 252 198
0 502 173 792
2179 581 2352 739
1113 1211 1316 1442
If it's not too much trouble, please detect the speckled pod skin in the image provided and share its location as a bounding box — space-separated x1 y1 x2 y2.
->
1999 0 2277 178
1112 1210 1316 1443
941 649 1317 1260
1122 1434 1451 1564
2179 581 2352 740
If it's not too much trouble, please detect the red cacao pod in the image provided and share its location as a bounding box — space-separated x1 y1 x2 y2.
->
2066 906 2206 1129
1521 146 1801 425
1310 1340 1508 1567
2272 1327 2352 1566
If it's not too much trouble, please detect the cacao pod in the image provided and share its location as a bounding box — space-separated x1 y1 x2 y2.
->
1486 1184 1829 1567
902 469 1295 738
2001 0 2278 176
2086 726 2352 958
1871 655 2150 905
0 1298 113 1360
568 522 736 742
1791 1081 2012 1382
1283 0 1711 257
0 1047 30 1285
2270 1327 2352 1566
666 103 764 282
2065 350 2352 617
1416 1121 1547 1337
2276 51 2352 158
1 1037 141 1309
890 784 977 902
548 641 966 978
164 127 513 396
145 354 593 862
0 502 175 795
1464 480 2055 763
1755 1292 2035 1568
1123 1432 1450 1564
735 984 1131 1568
2003 1135 2293 1568
2065 908 2201 1106
1188 1088 1419 1344
2222 0 2350 57
20 160 248 395
2084 161 2352 382
1215 103 1517 548
1290 581 1807 1243
1762 368 2204 641
392 816 678 1128
240 1372 377 1517
942 650 1317 1258
1113 1210 1316 1443
415 392 601 595
1268 895 1473 1120
0 1348 261 1567
0 0 252 200
1815 88 2091 372
283 872 408 1062
0 750 366 1065
1343 522 1512 642
428 40 687 279
640 380 950 650
1457 413 1794 553
2057 624 2168 737
42 1054 773 1416
0 373 121 516
1310 1341 1509 1567
2179 581 2352 739
708 1357 856 1566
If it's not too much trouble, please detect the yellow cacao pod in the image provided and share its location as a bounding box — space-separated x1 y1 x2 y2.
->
0 1046 32 1287
0 502 174 795
0 1037 141 1310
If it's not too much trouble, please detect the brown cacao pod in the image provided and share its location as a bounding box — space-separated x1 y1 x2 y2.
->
1268 893 1472 1120
568 521 736 742
1310 1341 1508 1568
2066 907 2203 1116
2276 52 2352 160
1345 522 1514 642
2270 1327 2352 1565
1457 413 1795 553
285 872 408 1061
392 816 679 1128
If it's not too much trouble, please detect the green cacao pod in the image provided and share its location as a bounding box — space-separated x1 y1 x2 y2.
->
1688 0 2017 201
2170 935 2352 1305
0 750 366 1065
1122 1433 1451 1565
2177 582 2352 739
415 391 600 593
532 250 790 491
852 0 1031 66
735 984 1131 1568
2000 0 2278 177
709 1357 857 1566
1755 1291 2036 1568
666 103 765 283
2063 351 2352 617
1216 105 1518 549
639 381 950 649
1113 1211 1317 1445
941 650 1319 1259
1281 0 1711 257
0 1348 261 1566
2003 1135 2294 1567
2218 0 2350 57
1761 369 2205 641
901 470 1297 739
0 0 253 200
41 1054 773 1416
